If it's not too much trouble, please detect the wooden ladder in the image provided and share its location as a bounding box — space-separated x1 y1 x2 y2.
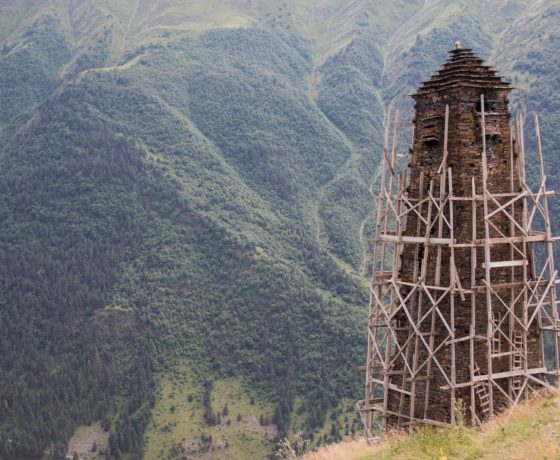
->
474 363 491 418
512 332 524 394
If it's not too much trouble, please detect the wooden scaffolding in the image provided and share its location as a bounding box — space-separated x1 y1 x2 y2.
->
357 102 559 441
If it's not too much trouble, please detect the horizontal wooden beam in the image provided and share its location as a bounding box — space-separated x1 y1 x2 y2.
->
469 278 550 293
439 367 547 390
445 334 486 345
379 234 454 245
477 234 548 245
482 259 528 269
390 190 555 203
450 191 555 201
490 351 517 358
474 367 547 382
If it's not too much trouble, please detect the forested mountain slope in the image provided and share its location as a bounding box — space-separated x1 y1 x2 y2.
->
0 1 559 458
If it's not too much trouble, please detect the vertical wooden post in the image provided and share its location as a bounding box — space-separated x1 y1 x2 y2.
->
408 171 425 426
534 114 560 374
381 110 400 273
423 105 450 419
480 94 494 418
508 128 515 399
381 111 400 429
448 167 456 423
470 176 477 424
364 107 392 435
518 114 530 400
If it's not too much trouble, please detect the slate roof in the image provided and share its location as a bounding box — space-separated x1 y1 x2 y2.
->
413 47 512 97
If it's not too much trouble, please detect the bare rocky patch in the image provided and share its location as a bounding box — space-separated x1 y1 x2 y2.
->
66 423 109 460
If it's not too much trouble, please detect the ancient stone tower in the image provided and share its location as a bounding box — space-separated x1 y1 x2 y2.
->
358 43 559 437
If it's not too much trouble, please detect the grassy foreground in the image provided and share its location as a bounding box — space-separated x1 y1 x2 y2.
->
305 389 560 460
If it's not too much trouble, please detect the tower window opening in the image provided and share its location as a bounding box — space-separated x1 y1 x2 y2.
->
476 99 500 114
423 137 439 146
421 117 441 145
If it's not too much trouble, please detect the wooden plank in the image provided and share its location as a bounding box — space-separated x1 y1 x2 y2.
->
482 259 528 269
490 351 516 358
397 280 449 291
475 234 547 245
445 334 487 345
379 234 454 244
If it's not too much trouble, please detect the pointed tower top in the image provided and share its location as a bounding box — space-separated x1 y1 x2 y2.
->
413 46 512 97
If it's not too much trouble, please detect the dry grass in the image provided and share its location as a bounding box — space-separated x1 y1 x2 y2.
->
303 431 406 460
303 438 374 460
304 388 560 460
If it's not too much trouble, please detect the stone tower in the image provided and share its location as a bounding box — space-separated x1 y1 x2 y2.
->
358 44 559 436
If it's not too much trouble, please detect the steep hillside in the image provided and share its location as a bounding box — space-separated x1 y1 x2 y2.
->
0 1 560 459
304 389 560 460
0 11 371 459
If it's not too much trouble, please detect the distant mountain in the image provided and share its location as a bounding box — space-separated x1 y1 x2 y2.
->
0 1 558 458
